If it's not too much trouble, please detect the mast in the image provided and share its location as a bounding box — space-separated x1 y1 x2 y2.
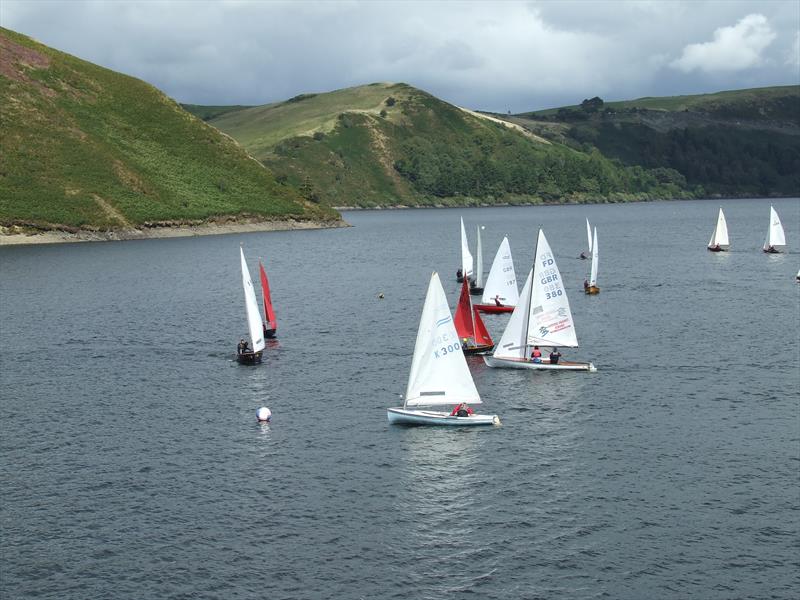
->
522 229 540 354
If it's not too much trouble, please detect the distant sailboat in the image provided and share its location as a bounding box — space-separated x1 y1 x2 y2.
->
484 229 596 372
453 276 494 354
707 207 730 252
237 247 266 364
585 227 600 294
259 260 277 338
763 206 786 253
387 272 500 426
581 218 592 259
470 225 485 295
456 217 474 282
474 236 518 313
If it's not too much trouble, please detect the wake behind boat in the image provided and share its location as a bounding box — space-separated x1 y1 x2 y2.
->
387 272 500 427
484 229 596 372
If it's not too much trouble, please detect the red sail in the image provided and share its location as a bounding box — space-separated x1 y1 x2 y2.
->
453 277 475 341
472 306 494 346
259 261 277 331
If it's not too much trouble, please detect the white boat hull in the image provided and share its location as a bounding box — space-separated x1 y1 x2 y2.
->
483 355 597 372
387 408 500 426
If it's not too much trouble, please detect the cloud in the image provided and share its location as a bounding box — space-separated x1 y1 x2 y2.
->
670 13 777 73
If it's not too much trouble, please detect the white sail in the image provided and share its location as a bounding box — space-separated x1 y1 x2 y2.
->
460 217 474 278
240 248 265 352
405 272 481 407
708 207 730 249
527 229 579 348
764 205 786 250
481 237 519 306
491 269 533 360
586 218 593 254
475 226 484 287
589 227 599 287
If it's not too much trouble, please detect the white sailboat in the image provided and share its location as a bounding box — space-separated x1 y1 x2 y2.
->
237 247 266 364
585 227 600 294
763 205 786 253
582 218 592 259
707 207 730 252
471 225 485 294
474 236 518 313
457 217 474 282
484 229 596 372
387 272 500 426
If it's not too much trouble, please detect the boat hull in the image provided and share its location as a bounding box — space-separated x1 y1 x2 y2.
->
585 286 600 295
483 355 597 372
707 245 727 252
469 286 484 295
236 351 263 364
387 408 500 426
763 246 782 254
474 304 514 314
463 343 494 355
263 327 276 339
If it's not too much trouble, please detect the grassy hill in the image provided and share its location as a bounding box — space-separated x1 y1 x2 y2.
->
0 28 338 232
504 86 800 197
190 83 694 208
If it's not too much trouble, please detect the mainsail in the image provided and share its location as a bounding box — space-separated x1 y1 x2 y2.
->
475 226 484 288
453 277 493 347
586 218 593 255
259 261 277 332
527 230 579 348
240 248 265 352
481 237 519 306
764 205 786 250
589 227 599 287
405 273 481 407
460 217 474 278
708 208 730 249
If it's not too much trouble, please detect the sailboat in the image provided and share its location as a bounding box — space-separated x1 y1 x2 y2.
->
454 276 494 354
763 205 786 253
258 260 277 338
456 217 474 282
581 218 592 259
387 272 500 426
484 229 596 372
237 247 266 364
474 236 518 313
585 227 600 294
707 207 730 252
470 225 485 295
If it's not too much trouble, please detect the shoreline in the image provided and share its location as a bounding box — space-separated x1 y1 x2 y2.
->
0 219 349 247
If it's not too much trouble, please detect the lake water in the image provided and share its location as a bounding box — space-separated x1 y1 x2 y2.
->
1 198 798 599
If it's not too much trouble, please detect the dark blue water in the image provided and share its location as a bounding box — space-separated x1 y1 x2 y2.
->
1 198 798 599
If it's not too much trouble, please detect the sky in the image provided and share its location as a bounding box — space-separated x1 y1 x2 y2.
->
1 0 798 112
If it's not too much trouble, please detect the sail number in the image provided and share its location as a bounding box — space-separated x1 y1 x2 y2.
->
545 289 563 300
434 342 461 358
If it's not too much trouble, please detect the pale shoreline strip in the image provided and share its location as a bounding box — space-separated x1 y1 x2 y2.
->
0 220 349 247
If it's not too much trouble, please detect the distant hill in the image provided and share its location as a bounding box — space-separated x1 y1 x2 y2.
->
0 28 338 233
189 83 694 208
502 86 800 198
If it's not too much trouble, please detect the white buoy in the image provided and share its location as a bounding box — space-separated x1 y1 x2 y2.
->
256 407 272 422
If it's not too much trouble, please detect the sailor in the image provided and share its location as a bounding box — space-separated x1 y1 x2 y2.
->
237 338 249 354
531 346 542 363
494 294 503 307
549 348 562 364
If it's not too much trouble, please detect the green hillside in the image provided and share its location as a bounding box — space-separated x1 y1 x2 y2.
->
192 83 694 208
0 28 338 232
507 86 800 197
